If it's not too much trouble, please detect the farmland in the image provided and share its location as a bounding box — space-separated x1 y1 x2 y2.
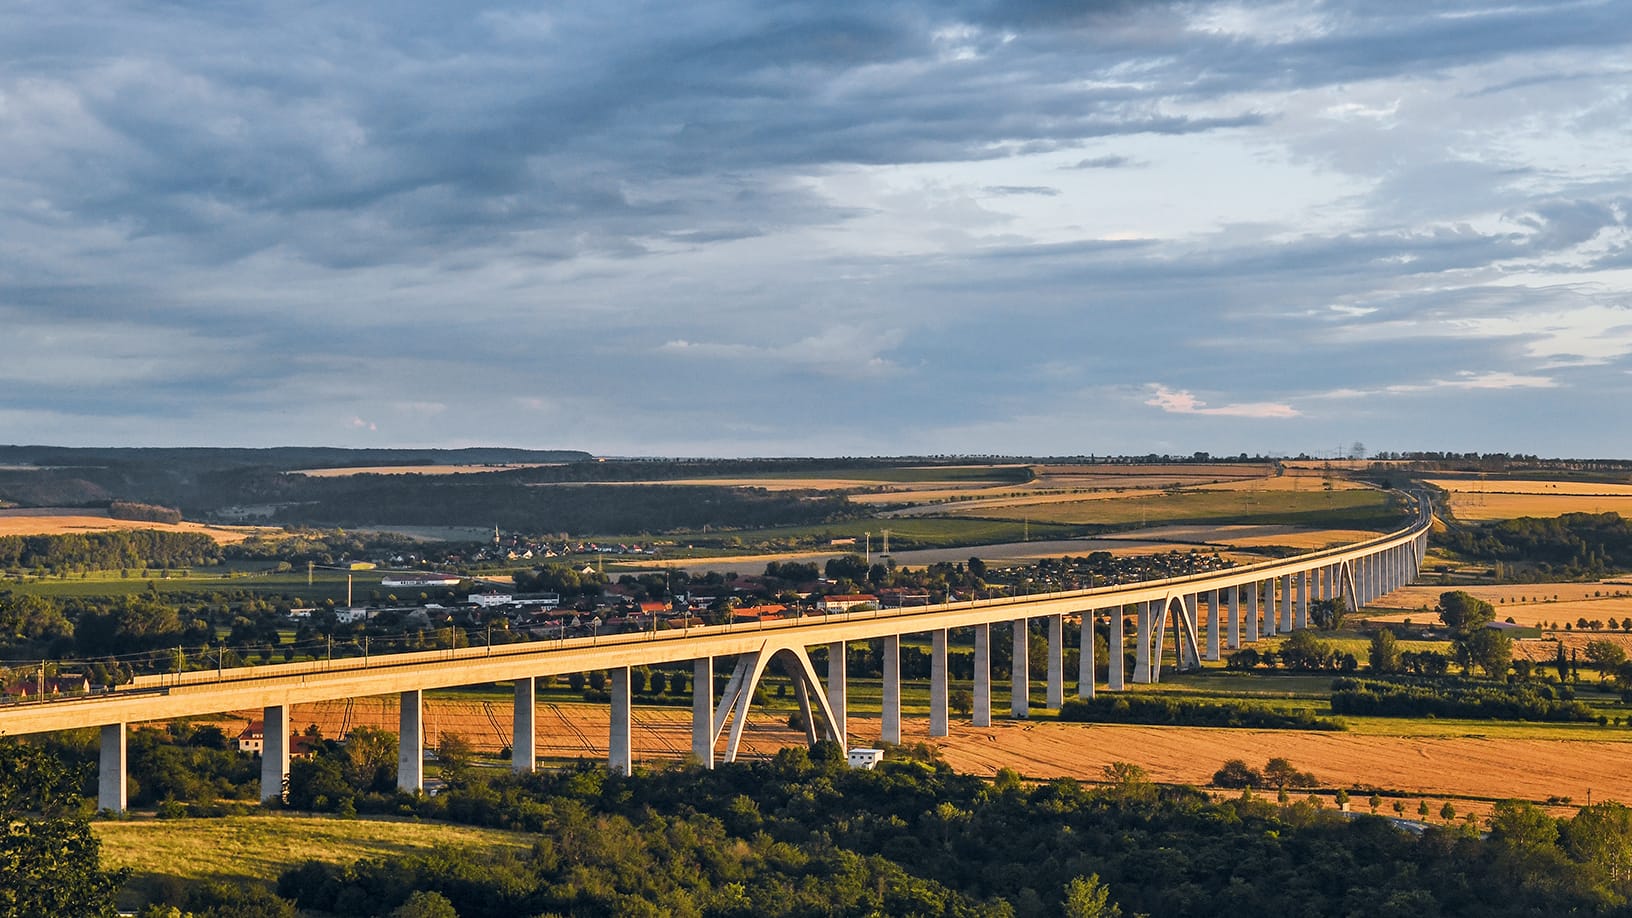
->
944 481 1395 529
0 508 267 544
294 463 553 477
1429 478 1632 521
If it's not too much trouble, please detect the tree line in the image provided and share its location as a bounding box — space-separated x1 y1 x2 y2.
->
0 530 222 576
1440 511 1632 580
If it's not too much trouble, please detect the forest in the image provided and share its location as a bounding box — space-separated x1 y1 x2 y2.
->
22 734 1632 917
0 530 223 575
1439 512 1632 579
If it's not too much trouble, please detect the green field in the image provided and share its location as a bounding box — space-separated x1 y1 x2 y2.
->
951 487 1397 529
94 813 535 909
730 465 1033 484
0 564 462 607
640 516 1090 555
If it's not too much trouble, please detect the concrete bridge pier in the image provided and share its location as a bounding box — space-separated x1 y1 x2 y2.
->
1133 601 1152 683
973 623 992 726
1046 614 1064 709
1077 610 1095 699
1205 589 1221 661
512 679 535 773
882 634 902 743
930 629 949 737
1279 574 1293 632
1295 572 1309 629
693 657 714 767
1246 583 1260 642
1261 581 1276 637
1011 618 1029 717
609 666 631 775
261 704 289 801
827 641 847 745
398 690 423 793
99 723 126 813
1109 605 1126 690
1226 585 1240 650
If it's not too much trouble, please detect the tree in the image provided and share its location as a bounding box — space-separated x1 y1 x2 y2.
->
0 740 126 917
949 688 973 717
1369 793 1382 814
1278 630 1332 670
1212 759 1262 789
343 726 397 793
824 554 870 582
1062 874 1123 918
0 593 72 646
1263 757 1315 790
1463 627 1514 678
391 891 459 918
1440 801 1457 823
1101 762 1154 801
436 733 474 787
1368 627 1402 673
1309 596 1349 631
1438 591 1496 633
1565 802 1632 889
1489 799 1559 855
1585 640 1628 683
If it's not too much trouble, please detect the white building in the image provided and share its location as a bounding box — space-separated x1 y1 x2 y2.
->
847 748 884 770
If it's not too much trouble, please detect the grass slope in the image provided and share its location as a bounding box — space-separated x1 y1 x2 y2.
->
95 813 534 903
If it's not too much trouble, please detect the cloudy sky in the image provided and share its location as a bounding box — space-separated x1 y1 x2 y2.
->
3 0 1630 458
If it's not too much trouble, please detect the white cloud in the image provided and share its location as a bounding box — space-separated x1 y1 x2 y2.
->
1145 385 1300 419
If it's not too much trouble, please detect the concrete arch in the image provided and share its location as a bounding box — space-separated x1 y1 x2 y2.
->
1147 593 1201 682
1335 559 1361 609
711 642 844 763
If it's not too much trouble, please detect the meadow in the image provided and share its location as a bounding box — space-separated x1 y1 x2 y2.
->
94 814 535 907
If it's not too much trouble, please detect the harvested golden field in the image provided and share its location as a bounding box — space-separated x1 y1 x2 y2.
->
1220 528 1388 550
1428 480 1632 520
0 508 267 544
295 463 548 477
203 698 1632 809
925 720 1632 805
226 697 809 761
1511 633 1632 663
1374 583 1632 626
1198 475 1368 492
1035 463 1271 481
1428 478 1632 496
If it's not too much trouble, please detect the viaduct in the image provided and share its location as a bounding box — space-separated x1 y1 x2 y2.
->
0 494 1432 812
